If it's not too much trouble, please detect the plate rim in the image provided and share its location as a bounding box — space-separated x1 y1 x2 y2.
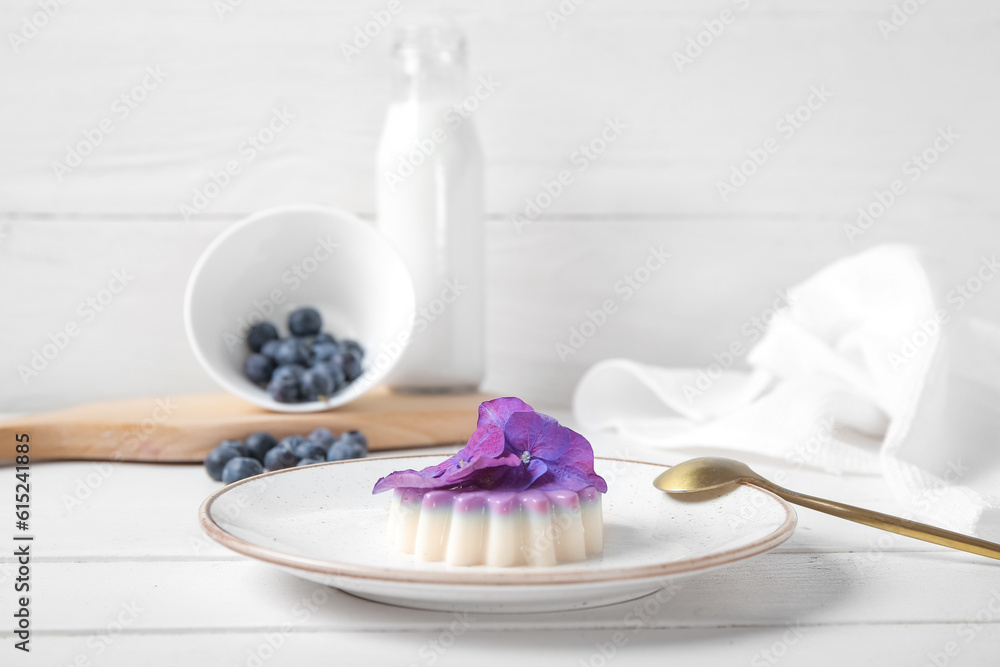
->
199 454 797 587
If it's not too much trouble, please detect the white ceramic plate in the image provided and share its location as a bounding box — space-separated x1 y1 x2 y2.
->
200 455 796 613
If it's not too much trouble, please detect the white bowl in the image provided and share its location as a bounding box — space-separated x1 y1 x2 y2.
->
184 204 415 412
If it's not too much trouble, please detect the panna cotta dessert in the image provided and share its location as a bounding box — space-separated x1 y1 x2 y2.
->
373 397 607 567
387 485 603 567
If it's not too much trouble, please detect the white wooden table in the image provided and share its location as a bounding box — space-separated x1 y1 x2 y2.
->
4 421 1000 666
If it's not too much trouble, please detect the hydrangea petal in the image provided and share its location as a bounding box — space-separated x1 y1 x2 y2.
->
437 452 522 485
418 424 505 479
523 458 549 488
458 422 507 459
477 396 534 430
554 430 604 480
537 429 608 492
531 463 607 493
372 468 442 494
465 456 537 490
502 410 571 462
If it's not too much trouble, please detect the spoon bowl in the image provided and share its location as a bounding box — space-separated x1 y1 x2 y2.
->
653 457 757 493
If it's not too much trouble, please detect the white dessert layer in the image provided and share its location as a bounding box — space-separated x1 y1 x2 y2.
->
387 486 603 567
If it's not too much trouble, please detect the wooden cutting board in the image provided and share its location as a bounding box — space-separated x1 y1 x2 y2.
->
0 388 491 463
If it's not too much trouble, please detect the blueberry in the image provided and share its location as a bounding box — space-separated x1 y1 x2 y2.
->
263 445 299 472
272 364 305 383
260 339 282 361
205 446 244 481
246 322 279 353
326 441 352 461
267 378 299 402
312 342 343 364
221 456 264 484
288 307 323 336
278 435 308 451
314 361 346 390
341 339 364 360
293 441 327 461
342 430 369 453
301 366 337 401
298 335 316 355
273 338 311 366
341 349 363 382
245 432 278 462
267 364 305 402
314 333 337 346
296 457 325 467
244 353 275 385
218 440 250 456
308 428 336 449
327 437 366 461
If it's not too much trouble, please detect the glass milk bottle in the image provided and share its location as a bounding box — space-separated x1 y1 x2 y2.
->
376 24 485 392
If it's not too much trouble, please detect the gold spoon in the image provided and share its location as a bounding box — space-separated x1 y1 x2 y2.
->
653 457 1000 561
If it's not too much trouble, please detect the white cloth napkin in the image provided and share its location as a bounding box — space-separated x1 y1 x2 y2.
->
573 244 1000 539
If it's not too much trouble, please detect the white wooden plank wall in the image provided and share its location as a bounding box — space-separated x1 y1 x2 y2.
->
2 0 999 411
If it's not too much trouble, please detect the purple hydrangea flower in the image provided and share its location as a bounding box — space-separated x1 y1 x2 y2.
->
372 397 607 494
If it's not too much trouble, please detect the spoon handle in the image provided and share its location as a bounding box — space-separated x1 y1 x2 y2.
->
749 478 1000 560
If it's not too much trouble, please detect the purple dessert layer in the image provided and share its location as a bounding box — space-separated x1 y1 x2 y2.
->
396 486 601 515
